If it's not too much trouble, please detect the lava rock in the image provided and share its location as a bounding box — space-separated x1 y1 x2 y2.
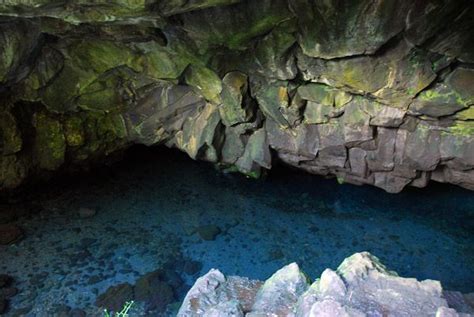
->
196 225 221 241
0 224 23 245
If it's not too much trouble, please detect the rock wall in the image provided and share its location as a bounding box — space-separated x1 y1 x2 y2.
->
0 0 473 192
178 252 474 316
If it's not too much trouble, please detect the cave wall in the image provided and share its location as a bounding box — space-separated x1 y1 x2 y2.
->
0 0 473 193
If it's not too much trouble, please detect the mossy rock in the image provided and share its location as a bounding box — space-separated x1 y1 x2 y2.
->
32 112 66 171
219 71 249 126
184 65 222 104
68 39 142 74
0 111 22 155
179 0 292 51
410 84 470 118
254 82 290 128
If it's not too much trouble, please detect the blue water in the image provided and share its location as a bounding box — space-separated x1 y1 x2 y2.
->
1 146 473 315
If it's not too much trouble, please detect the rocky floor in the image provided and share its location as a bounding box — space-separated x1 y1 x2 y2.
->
0 146 473 316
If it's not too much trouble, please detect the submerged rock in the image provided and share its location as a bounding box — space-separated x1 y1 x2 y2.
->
77 208 96 219
196 225 222 241
95 283 134 313
179 252 474 316
0 224 23 245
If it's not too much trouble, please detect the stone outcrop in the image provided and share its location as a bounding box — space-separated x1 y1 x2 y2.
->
0 1 473 192
178 252 474 316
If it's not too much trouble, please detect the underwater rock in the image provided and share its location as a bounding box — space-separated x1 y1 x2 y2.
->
0 1 473 193
0 205 17 224
196 225 222 241
134 269 176 312
95 283 134 313
179 252 474 316
183 260 203 276
0 275 12 288
0 224 23 245
77 208 96 219
0 298 7 314
0 274 15 315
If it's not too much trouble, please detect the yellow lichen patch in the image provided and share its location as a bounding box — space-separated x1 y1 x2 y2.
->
64 117 85 147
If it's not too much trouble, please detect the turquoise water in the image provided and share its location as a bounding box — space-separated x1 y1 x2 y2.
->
1 146 473 315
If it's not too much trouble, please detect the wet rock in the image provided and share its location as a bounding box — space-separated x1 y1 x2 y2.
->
95 283 134 312
0 298 7 314
0 287 18 298
69 308 87 317
0 224 23 245
196 225 222 241
183 260 203 276
134 270 175 312
52 304 71 317
0 275 12 288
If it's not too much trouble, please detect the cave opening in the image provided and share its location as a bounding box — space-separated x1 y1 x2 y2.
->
0 145 473 316
1 0 474 316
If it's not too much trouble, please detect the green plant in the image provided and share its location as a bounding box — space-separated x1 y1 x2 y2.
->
104 301 134 317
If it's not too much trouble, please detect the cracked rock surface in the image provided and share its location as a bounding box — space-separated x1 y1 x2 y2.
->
178 252 474 317
0 0 473 192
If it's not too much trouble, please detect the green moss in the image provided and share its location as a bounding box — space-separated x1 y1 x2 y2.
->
138 41 195 80
0 155 27 189
0 28 18 83
42 64 96 113
455 107 474 121
444 121 474 137
68 40 142 74
0 111 22 155
297 83 335 105
245 169 261 179
419 89 444 101
337 176 345 185
64 117 85 147
227 15 290 50
184 64 222 104
219 72 248 126
255 83 290 127
33 112 66 171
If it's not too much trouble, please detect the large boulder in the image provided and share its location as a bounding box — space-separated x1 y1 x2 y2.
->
179 252 474 316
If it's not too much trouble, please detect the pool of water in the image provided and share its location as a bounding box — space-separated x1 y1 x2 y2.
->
1 146 473 316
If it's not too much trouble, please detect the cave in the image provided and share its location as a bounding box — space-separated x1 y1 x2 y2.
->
0 1 473 316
